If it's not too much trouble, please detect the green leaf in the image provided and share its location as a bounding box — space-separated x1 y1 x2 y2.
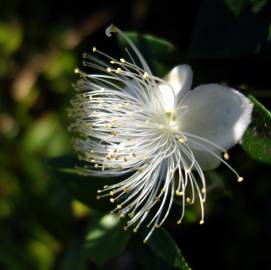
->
47 156 117 211
117 32 177 77
224 0 247 16
190 0 271 58
241 95 271 164
58 238 87 270
0 22 23 54
21 113 72 157
145 228 191 270
84 213 131 266
250 0 269 13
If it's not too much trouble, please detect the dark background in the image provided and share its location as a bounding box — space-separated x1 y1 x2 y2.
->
0 0 271 269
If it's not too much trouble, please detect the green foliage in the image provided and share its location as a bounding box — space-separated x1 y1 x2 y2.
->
84 213 131 266
145 228 191 270
190 0 271 58
117 32 176 76
0 1 270 269
48 156 116 212
224 0 269 14
241 96 271 164
0 22 22 54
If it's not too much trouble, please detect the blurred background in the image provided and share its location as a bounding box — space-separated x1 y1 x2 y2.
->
0 0 271 269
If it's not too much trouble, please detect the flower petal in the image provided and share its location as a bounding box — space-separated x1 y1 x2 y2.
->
158 65 193 112
180 84 253 169
164 64 193 97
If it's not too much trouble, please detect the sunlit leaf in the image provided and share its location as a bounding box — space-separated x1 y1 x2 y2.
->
84 213 131 266
241 95 271 164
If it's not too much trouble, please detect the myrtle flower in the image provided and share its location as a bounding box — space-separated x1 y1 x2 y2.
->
68 25 253 242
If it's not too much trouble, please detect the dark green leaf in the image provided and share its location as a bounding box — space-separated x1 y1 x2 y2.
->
58 238 87 270
117 32 177 77
250 0 269 13
84 213 131 266
145 227 191 270
47 156 117 211
190 0 271 58
241 95 271 164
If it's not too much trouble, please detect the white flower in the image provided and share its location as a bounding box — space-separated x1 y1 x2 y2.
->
69 25 253 242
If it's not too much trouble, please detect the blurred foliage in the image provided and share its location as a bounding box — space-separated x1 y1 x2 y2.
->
0 0 271 269
241 95 271 163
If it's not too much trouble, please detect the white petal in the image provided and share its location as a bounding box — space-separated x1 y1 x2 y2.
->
164 64 193 97
158 84 175 112
158 65 193 112
180 84 253 169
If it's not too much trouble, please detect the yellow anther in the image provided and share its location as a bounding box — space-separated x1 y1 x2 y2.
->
97 190 101 193
112 131 118 136
201 188 206 193
237 176 244 182
90 150 94 153
110 60 115 64
133 228 138 233
145 120 150 125
74 68 80 74
117 204 122 209
120 58 125 63
159 124 164 129
115 67 122 74
90 159 96 163
143 71 149 79
186 197 191 203
107 67 112 73
92 47 97 52
96 195 100 200
223 152 230 160
176 191 184 196
110 191 114 196
199 220 204 225
178 137 186 143
94 164 98 168
177 219 182 225
110 198 115 203
124 157 128 162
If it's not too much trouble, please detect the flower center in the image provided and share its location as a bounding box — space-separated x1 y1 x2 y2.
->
158 110 179 133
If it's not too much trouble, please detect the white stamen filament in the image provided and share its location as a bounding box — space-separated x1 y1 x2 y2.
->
69 25 244 242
